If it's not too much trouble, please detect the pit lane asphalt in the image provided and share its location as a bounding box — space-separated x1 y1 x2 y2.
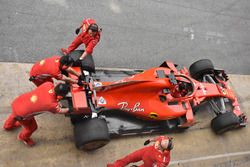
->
0 62 250 167
0 0 250 74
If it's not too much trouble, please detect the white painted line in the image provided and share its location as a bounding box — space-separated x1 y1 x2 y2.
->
170 151 250 165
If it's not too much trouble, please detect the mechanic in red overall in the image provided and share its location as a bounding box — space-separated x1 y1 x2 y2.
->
3 82 71 146
30 55 84 86
107 136 173 167
61 18 101 60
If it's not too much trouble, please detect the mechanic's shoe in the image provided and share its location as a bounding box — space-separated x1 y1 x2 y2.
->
61 48 69 55
3 121 21 131
18 135 35 147
3 125 12 131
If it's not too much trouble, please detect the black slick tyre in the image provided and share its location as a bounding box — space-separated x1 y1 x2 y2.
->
189 59 214 80
74 118 110 150
211 112 240 134
68 50 95 73
70 114 86 125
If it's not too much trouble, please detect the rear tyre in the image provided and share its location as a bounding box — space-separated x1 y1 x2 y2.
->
211 112 240 134
189 59 214 80
70 114 87 125
74 118 110 150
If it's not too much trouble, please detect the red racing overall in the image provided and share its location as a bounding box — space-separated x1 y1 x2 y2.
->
3 82 61 143
29 56 63 86
108 145 170 167
64 18 101 55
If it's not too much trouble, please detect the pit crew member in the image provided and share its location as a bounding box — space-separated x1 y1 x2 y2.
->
3 82 71 146
61 18 101 60
29 55 84 86
107 136 173 167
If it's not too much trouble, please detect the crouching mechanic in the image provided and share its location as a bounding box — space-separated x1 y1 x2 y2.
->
61 18 101 60
107 136 173 167
3 82 71 146
29 55 84 87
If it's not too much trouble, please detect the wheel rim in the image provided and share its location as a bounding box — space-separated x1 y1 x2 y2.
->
81 140 109 151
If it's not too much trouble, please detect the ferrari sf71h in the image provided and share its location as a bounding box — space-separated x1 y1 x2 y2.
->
62 50 247 150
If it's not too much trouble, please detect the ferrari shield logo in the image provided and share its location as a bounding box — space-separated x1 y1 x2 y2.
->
30 95 38 103
48 89 53 94
149 112 158 119
39 60 45 65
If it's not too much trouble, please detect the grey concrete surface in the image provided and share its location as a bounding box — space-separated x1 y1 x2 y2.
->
0 62 250 167
0 0 250 74
1 0 250 166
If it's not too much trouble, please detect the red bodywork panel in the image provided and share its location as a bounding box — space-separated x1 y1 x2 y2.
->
69 68 91 115
69 61 243 127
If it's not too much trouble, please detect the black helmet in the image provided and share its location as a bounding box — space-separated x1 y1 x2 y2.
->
59 56 74 67
88 23 98 32
54 83 70 97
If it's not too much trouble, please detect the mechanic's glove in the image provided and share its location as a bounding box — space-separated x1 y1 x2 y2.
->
144 139 151 146
75 28 81 35
63 107 73 116
68 105 73 113
29 76 36 81
77 80 84 87
78 75 85 81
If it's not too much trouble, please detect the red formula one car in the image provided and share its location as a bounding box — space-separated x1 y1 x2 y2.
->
62 50 247 150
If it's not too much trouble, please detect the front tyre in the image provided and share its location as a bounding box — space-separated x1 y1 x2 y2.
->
189 59 214 80
211 112 240 134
